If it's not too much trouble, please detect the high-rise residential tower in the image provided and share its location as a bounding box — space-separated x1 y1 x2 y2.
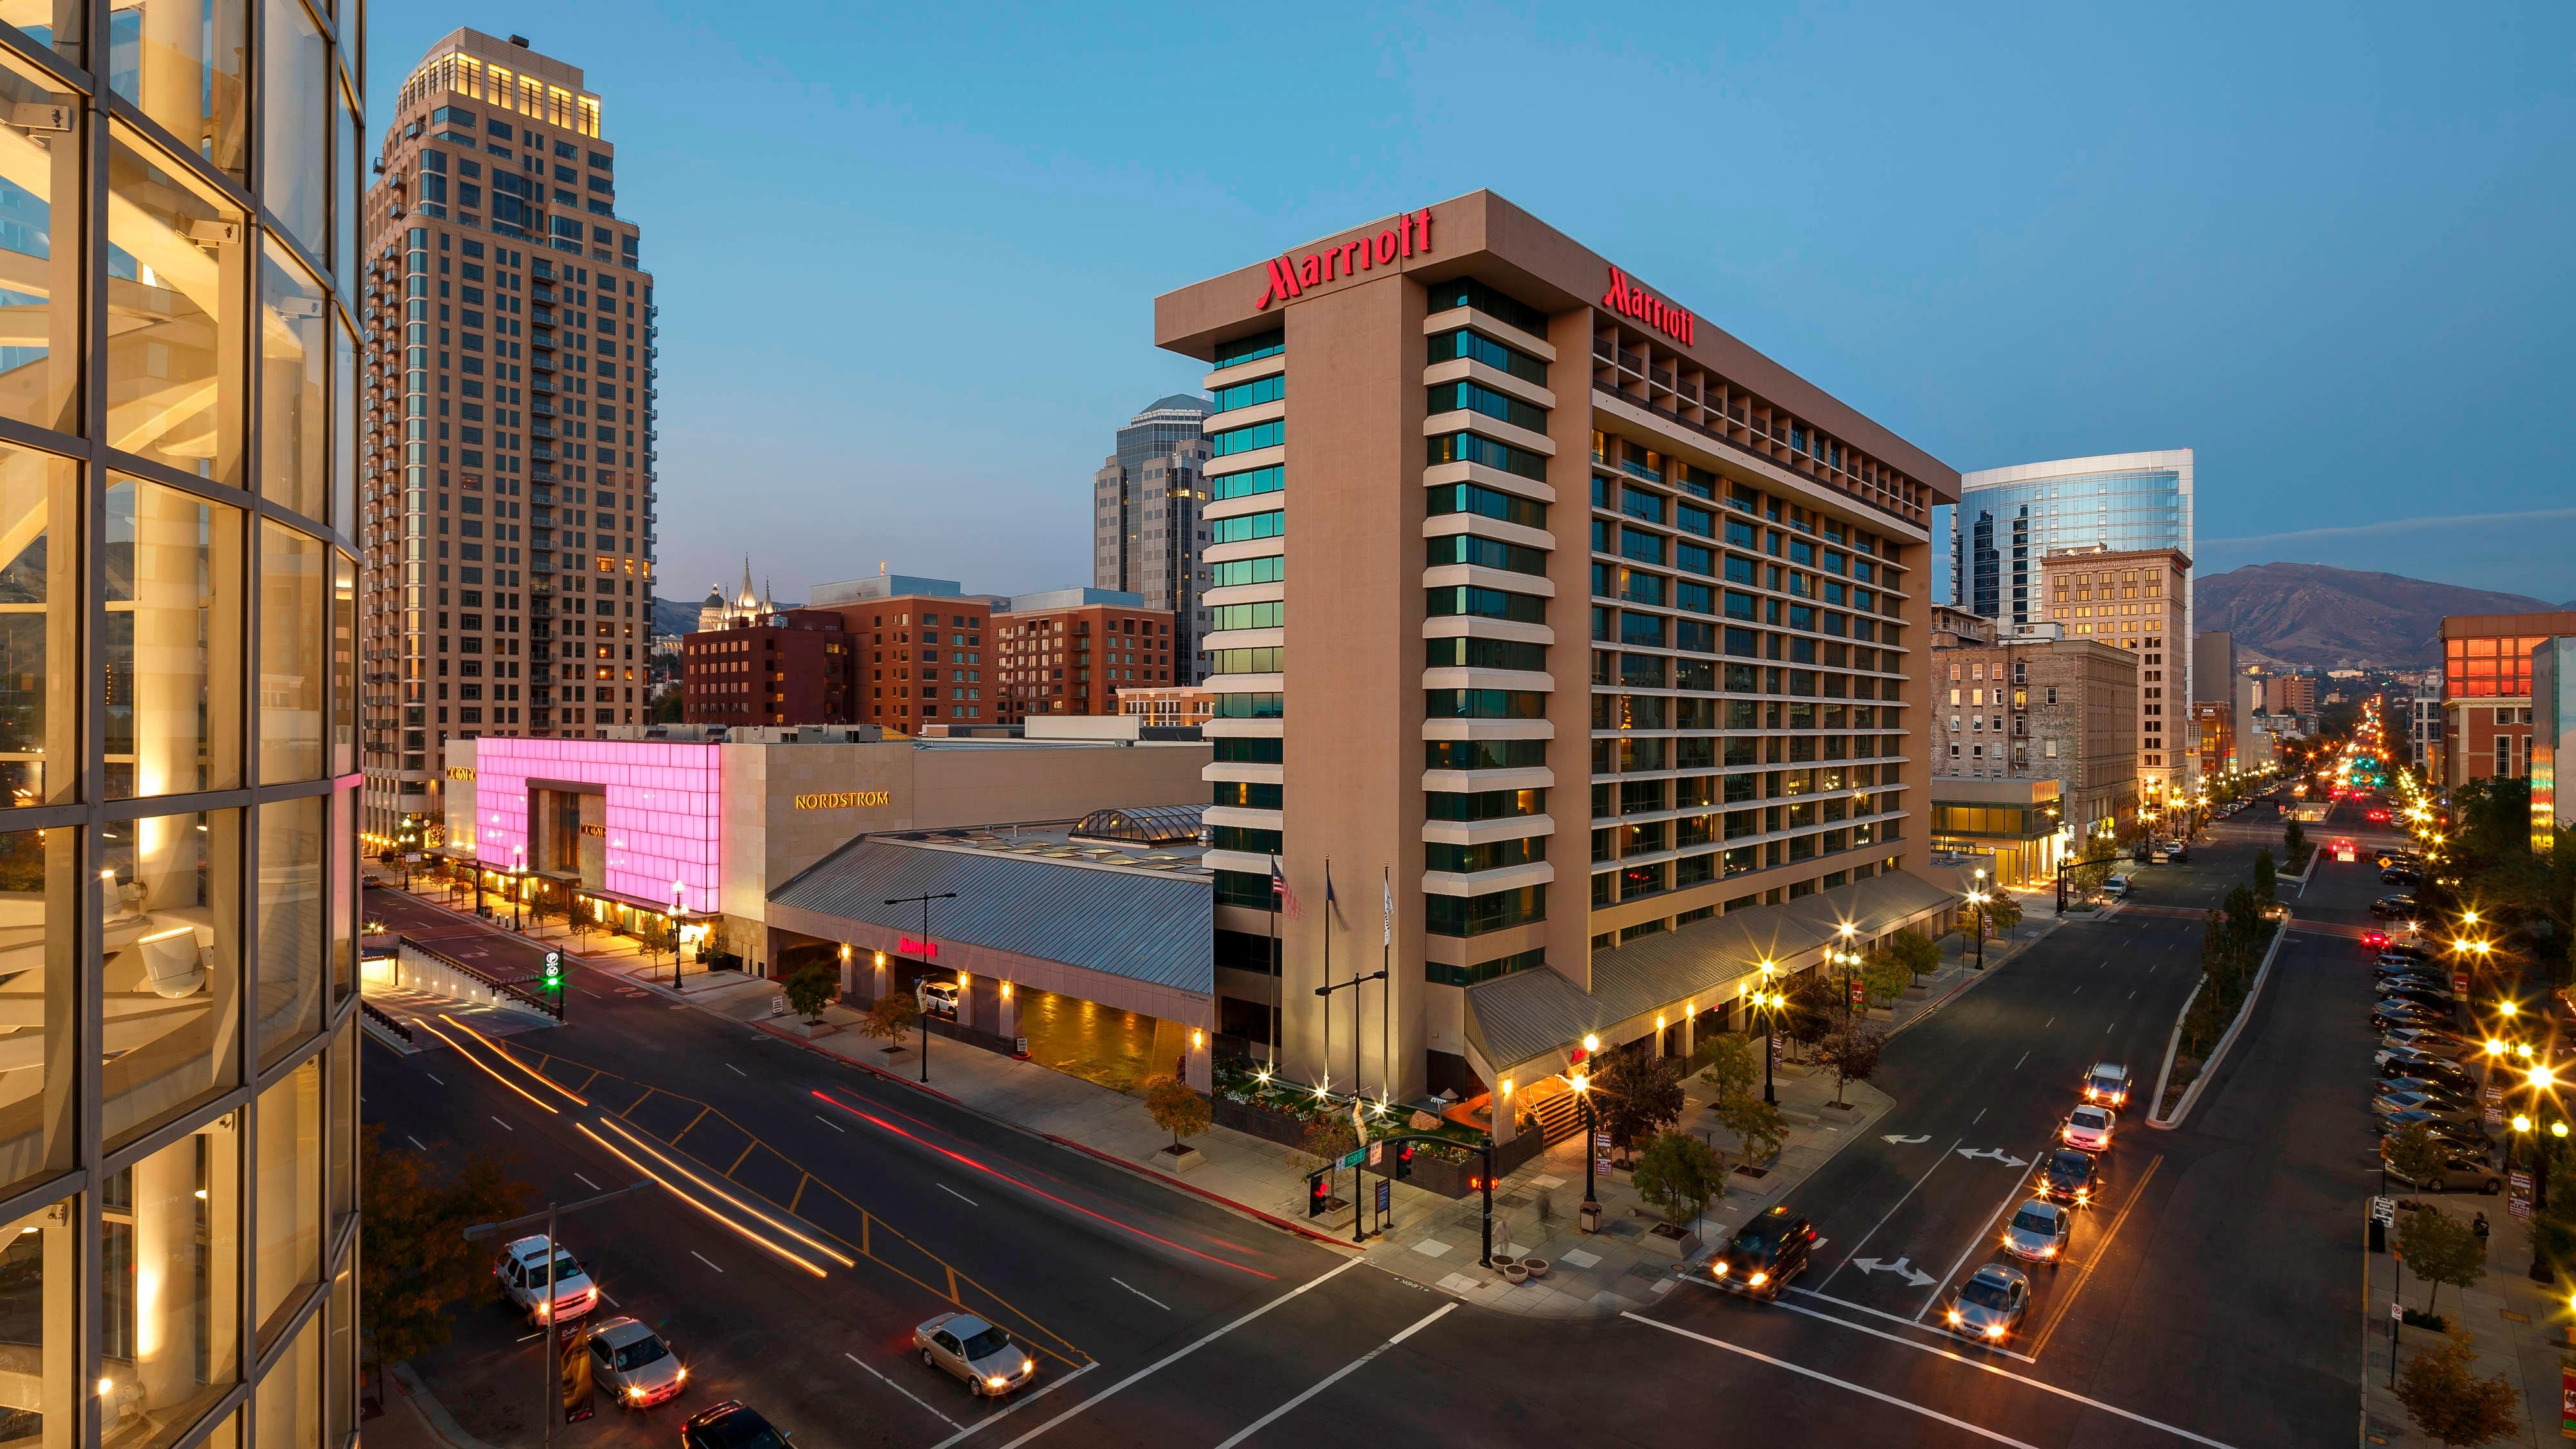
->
1157 192 1960 1108
1094 395 1212 680
0 0 365 1440
359 30 658 845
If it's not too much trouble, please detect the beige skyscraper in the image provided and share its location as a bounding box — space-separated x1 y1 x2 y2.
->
359 30 659 845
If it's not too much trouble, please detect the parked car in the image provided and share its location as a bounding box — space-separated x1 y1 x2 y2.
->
2372 895 2423 920
2376 983 2456 1012
2372 1003 2452 1033
2382 867 2425 887
587 1318 687 1409
914 1312 1037 1396
2378 1106 2484 1142
2381 1027 2474 1059
1710 1206 1817 1300
2374 1090 2478 1120
681 1402 790 1449
2102 875 2134 898
2381 1139 2502 1195
2002 1200 2070 1267
1943 1264 2032 1345
2377 1057 2476 1090
2376 1077 2479 1110
494 1235 597 1327
919 980 961 1019
2379 943 2434 962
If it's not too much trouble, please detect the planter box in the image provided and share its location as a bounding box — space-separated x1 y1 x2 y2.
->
1403 1154 1479 1200
788 1019 841 1040
1640 1224 1701 1260
1211 1096 1316 1150
1865 1006 1897 1021
1153 1144 1205 1175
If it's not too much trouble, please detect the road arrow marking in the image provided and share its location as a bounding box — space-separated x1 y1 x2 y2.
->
1882 1133 1931 1145
1850 1256 1937 1288
1955 1147 2030 1167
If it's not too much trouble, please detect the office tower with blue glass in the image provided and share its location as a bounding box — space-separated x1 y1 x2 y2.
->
1948 451 2194 772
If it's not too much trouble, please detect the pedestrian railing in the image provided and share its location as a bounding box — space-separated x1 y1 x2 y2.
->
358 998 415 1044
399 934 565 1021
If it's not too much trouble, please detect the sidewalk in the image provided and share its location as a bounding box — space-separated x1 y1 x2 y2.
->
2362 1195 2568 1446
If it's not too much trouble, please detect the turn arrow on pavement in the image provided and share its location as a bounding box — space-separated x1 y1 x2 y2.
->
1955 1147 2031 1167
1850 1256 1937 1288
1880 1133 1931 1145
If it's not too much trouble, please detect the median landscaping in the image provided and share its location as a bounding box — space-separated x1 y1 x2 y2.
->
2150 852 2291 1124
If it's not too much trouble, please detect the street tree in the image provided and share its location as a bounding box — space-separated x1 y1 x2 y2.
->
1698 1032 1759 1108
1711 1089 1788 1166
2396 1328 2521 1448
360 1127 535 1402
1784 973 1837 1057
1631 1131 1726 1231
2284 817 2309 871
783 962 838 1024
1142 1073 1211 1152
2400 1206 2486 1318
2252 848 2277 905
2384 1122 2452 1192
1980 893 2024 938
857 990 919 1046
1861 946 1914 1008
1596 1050 1687 1159
1819 1025 1885 1107
1886 930 1943 983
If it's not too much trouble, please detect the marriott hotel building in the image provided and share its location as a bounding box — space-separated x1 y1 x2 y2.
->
1159 192 1963 1117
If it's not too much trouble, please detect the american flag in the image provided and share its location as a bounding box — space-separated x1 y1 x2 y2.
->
1270 857 1300 917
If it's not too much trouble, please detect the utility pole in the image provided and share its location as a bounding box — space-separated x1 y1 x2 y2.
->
463 1180 650 1449
885 891 956 1084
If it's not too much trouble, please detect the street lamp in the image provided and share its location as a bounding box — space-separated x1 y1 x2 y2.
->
1572 1069 1600 1220
1965 888 1989 971
670 879 687 989
1752 958 1783 1106
511 845 526 933
1836 923 1860 1023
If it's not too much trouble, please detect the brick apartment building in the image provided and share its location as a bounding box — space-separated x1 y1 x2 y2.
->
2441 611 2576 786
993 589 1180 723
2036 544 2189 797
681 607 855 725
2262 673 2316 717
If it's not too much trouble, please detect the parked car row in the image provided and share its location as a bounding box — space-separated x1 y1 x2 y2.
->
2366 939 2503 1195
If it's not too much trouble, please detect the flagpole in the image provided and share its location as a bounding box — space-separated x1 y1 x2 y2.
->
1267 863 1279 1072
1381 866 1392 1106
1321 858 1332 1102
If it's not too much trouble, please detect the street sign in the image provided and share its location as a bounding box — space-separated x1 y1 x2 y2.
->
2370 1196 2396 1225
2511 1170 2535 1220
1849 980 1864 1008
1593 1132 1612 1154
1375 1179 1390 1215
2559 1365 2575 1439
1368 1141 1383 1168
1338 1148 1366 1170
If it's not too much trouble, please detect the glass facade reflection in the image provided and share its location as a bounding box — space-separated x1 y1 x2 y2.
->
0 1 365 1446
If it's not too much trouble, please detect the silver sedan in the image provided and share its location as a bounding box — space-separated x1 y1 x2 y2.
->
1944 1264 2031 1345
914 1312 1037 1397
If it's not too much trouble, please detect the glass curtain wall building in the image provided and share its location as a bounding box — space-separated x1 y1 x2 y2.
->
1944 449 2194 703
0 0 366 1446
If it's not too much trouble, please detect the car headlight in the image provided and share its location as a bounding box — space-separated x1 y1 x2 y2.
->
1021 1359 1034 1376
1946 1309 1962 1325
1748 1271 1768 1286
629 1387 647 1400
1712 1261 1729 1277
2077 1188 2090 1203
986 1376 1009 1389
675 1367 687 1383
1986 1324 2007 1340
2042 1245 2056 1256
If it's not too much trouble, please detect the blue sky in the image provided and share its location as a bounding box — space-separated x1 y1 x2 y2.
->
366 3 2576 609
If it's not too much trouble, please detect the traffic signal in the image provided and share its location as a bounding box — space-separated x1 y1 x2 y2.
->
1395 1142 1416 1180
1307 1172 1331 1218
542 951 563 989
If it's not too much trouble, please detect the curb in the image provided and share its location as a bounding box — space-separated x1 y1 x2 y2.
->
387 1361 502 1449
1885 918 2058 1043
746 1018 969 1107
2146 916 2291 1130
1037 1131 1359 1251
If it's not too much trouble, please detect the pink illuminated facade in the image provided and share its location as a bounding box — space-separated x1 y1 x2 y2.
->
468 737 722 912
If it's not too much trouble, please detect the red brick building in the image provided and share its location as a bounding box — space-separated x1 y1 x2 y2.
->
681 607 856 726
2441 611 2576 787
994 589 1179 724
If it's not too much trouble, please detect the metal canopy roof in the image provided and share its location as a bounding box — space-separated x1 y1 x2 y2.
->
770 837 1213 994
1464 870 1958 1073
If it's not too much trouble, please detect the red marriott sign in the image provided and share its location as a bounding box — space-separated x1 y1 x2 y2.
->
1256 209 1434 310
899 936 939 959
1603 267 1694 346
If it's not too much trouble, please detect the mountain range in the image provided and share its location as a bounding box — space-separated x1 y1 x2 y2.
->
2194 563 2571 669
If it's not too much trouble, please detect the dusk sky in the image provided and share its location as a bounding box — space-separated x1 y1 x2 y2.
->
366 3 2576 611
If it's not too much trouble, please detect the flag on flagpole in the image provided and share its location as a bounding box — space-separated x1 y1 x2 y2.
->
1325 864 1338 913
1269 857 1300 918
1382 869 1392 947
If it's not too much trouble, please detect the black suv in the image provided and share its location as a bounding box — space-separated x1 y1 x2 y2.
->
683 1403 791 1449
1710 1205 1815 1300
2038 1148 2101 1208
2372 895 2421 920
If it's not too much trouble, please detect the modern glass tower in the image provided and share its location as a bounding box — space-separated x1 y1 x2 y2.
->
1093 395 1212 681
1946 450 2195 696
0 0 365 1444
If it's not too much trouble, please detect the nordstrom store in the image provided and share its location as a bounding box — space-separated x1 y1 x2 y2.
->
440 724 1207 972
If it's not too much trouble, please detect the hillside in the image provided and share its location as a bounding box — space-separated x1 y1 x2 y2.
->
652 596 699 639
2194 563 2562 668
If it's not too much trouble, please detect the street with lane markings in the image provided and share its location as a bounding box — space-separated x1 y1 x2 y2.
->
367 794 2372 1448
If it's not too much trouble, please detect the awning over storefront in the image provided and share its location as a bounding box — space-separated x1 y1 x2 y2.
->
1463 869 1959 1079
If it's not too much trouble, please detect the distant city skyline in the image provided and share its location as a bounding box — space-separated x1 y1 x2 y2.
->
366 3 2576 609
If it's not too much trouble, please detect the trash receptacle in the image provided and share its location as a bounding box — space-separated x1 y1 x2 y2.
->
1580 1201 1602 1234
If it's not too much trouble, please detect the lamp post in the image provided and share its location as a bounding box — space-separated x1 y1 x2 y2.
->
511 846 526 933
670 880 687 990
1754 959 1781 1105
1572 1067 1599 1219
1965 888 1988 971
1836 923 1859 1024
2526 1063 2564 1282
886 891 956 1084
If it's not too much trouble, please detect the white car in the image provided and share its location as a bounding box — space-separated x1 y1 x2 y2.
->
495 1235 598 1325
2061 1104 2116 1152
2102 875 2132 898
588 1318 687 1408
2081 1062 2130 1108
